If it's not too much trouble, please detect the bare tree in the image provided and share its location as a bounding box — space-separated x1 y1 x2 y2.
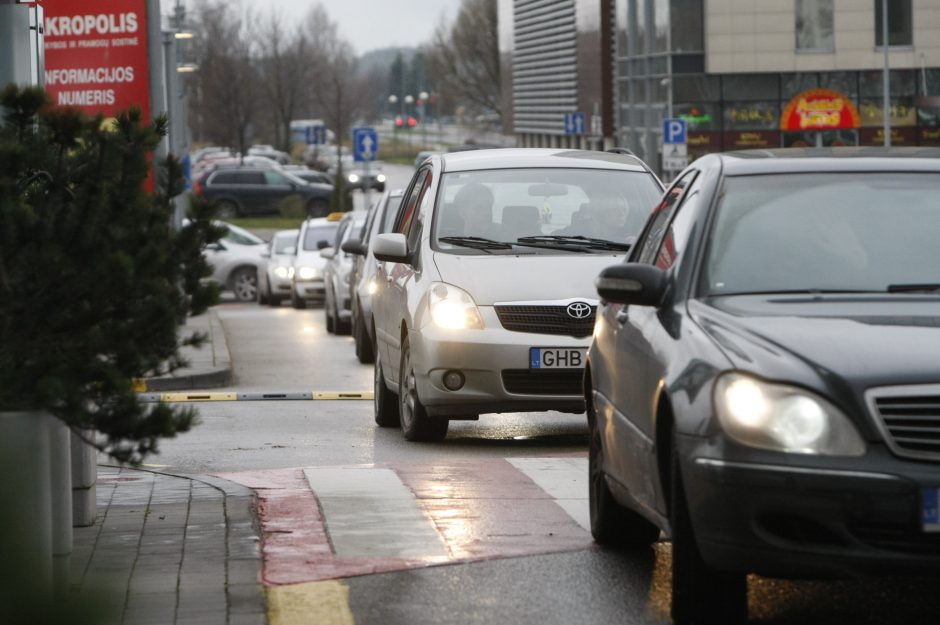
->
425 0 501 125
255 13 311 152
304 5 370 210
189 1 260 157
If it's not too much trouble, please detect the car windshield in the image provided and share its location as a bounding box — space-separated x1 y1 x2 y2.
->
273 232 297 254
302 224 339 251
220 222 264 246
702 173 940 296
432 168 661 255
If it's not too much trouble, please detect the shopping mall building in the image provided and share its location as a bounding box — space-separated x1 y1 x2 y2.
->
499 0 940 174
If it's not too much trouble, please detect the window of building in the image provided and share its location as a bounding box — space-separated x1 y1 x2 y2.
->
874 0 912 47
670 0 704 52
796 0 834 51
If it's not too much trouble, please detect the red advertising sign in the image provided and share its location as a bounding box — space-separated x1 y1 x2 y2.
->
42 0 150 122
781 88 860 132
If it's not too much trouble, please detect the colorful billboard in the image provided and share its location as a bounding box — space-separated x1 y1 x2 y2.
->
781 88 860 132
42 0 150 122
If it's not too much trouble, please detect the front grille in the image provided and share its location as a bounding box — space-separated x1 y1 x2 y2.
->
495 305 595 338
870 389 940 461
502 369 584 395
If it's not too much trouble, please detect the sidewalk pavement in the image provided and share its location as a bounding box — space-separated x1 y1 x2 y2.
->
66 308 265 624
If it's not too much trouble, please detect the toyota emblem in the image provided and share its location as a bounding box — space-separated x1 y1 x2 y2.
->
566 302 592 319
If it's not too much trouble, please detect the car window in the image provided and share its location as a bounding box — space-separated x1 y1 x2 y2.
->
397 169 431 235
702 172 940 295
264 171 291 186
212 171 238 184
333 219 351 249
407 179 434 251
381 194 404 234
302 224 339 251
273 233 297 254
635 170 697 265
233 171 266 185
654 184 701 271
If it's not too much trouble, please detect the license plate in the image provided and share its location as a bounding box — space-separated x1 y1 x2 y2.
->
923 488 940 532
529 347 585 370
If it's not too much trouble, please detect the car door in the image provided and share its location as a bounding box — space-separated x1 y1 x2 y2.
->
375 167 430 380
262 171 298 214
236 170 268 215
604 170 700 510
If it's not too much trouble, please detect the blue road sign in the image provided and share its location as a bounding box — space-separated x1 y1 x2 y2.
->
306 125 326 145
564 112 586 135
352 127 378 162
663 118 687 144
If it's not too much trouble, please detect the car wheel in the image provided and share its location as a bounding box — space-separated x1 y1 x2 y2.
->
216 199 239 219
373 353 399 427
335 299 351 336
291 289 306 309
588 392 661 548
398 335 448 442
354 311 375 364
670 431 747 625
324 290 335 333
230 267 258 302
307 198 330 218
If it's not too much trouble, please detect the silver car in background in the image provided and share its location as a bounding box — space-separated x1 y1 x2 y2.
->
320 210 368 334
342 189 405 363
258 229 299 306
370 148 663 441
289 215 341 309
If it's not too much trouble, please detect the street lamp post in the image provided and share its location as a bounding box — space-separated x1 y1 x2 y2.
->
419 90 429 150
388 94 399 157
882 0 891 147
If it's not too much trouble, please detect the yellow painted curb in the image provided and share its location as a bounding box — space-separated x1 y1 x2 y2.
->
313 391 374 400
131 379 147 393
159 392 238 402
267 581 354 625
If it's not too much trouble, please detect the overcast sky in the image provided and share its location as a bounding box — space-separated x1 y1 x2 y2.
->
185 1 464 55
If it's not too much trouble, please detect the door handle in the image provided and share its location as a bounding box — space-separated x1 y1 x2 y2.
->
615 309 629 325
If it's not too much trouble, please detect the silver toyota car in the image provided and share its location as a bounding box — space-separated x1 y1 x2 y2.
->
370 148 663 441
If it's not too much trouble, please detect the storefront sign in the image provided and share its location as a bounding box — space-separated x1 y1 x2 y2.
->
781 88 860 131
724 131 780 149
859 127 918 146
42 0 150 121
919 127 940 146
686 132 721 151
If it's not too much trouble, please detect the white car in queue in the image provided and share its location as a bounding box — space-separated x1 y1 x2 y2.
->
258 228 299 306
199 220 267 302
370 148 664 441
289 213 342 309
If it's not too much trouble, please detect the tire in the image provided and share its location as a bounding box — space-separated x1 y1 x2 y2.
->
670 432 748 625
230 267 258 302
335 298 351 335
215 199 239 219
373 353 399 427
291 289 306 309
588 391 660 548
398 335 448 442
324 291 335 333
307 198 330 218
354 311 375 364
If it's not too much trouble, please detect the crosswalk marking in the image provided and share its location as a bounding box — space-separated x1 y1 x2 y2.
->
303 467 450 560
507 457 590 532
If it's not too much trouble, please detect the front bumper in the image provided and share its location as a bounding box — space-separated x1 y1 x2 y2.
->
679 433 940 578
294 279 325 300
410 307 587 417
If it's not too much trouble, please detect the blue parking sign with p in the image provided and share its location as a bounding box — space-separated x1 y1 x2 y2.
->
663 119 687 144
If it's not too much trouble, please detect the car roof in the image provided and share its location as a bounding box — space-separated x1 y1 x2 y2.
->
713 147 940 176
439 148 652 173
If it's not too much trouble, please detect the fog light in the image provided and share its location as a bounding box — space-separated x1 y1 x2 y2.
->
443 370 465 391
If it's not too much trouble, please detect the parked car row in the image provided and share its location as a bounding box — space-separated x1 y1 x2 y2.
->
316 146 940 624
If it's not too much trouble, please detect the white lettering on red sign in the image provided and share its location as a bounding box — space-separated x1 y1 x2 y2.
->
44 13 138 38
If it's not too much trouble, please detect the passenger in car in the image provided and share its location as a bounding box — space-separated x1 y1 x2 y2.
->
454 182 501 239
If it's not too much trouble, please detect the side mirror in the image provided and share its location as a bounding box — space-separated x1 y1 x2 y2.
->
341 239 368 256
316 239 330 250
595 263 667 307
320 247 335 259
372 233 410 263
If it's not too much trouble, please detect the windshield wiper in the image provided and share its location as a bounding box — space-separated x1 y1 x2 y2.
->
515 235 633 252
887 283 940 294
438 236 514 253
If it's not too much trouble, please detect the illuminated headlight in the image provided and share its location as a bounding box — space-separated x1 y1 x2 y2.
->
367 279 377 295
376 174 387 183
297 266 320 281
428 282 483 330
714 372 866 456
348 173 360 183
274 266 290 279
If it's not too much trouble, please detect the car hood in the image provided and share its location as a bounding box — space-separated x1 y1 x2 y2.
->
294 250 328 269
431 251 623 305
692 295 940 389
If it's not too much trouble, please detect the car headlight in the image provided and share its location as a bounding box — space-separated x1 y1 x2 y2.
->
428 282 483 330
367 279 378 295
348 173 360 183
297 266 320 281
274 266 290 279
714 372 866 456
376 174 386 183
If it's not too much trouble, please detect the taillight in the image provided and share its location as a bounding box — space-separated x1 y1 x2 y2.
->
194 178 203 196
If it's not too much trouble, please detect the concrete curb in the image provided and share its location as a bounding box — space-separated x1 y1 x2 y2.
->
143 308 234 392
